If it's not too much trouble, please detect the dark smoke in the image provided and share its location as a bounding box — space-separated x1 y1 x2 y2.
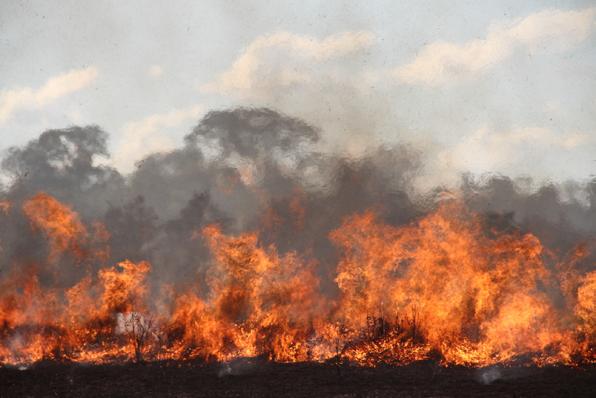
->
0 107 594 293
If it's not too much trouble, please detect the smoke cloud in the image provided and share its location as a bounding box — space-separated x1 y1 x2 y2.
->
0 107 594 366
0 107 594 289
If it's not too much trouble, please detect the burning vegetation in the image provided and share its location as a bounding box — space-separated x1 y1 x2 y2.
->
0 108 594 368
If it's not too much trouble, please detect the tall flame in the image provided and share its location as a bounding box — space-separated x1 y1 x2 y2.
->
0 193 593 366
22 192 88 262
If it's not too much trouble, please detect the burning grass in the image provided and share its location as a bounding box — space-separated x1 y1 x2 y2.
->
0 193 594 368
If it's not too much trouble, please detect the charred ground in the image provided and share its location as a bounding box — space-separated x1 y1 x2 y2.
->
1 360 595 398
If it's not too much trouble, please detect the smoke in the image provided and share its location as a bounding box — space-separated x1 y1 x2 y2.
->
217 357 262 377
477 367 502 385
476 366 537 385
1 126 125 217
0 106 594 301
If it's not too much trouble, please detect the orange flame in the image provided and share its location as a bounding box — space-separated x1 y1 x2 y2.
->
0 194 593 366
0 200 11 214
22 192 88 262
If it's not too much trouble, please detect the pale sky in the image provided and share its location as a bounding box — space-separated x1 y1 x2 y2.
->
1 0 595 187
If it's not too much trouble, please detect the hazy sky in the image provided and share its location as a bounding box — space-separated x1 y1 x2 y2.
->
1 0 595 187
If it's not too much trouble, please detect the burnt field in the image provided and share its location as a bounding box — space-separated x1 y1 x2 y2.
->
0 360 595 398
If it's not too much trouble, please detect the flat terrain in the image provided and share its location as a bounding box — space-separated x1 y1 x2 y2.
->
0 360 594 397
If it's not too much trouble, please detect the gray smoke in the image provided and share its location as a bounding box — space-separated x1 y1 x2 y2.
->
0 107 594 294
